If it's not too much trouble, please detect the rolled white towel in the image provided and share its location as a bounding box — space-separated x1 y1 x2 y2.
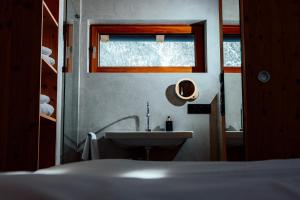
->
41 54 55 66
40 94 50 104
41 46 52 56
40 103 54 116
82 132 99 160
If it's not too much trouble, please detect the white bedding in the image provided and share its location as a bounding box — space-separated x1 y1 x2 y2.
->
1 159 300 200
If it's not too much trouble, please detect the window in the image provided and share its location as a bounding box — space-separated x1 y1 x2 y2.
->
90 25 205 73
224 35 241 67
99 35 195 67
223 25 241 73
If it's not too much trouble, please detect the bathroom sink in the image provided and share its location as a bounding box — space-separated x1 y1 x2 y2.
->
105 131 193 147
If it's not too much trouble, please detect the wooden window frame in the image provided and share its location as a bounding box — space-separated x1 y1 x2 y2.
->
223 25 241 73
63 24 73 73
89 24 205 73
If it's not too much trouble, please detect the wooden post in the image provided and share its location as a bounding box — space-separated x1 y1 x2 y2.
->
0 0 43 171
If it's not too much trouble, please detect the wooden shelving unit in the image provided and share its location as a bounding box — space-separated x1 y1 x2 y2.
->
40 114 57 123
39 0 59 169
1 0 61 171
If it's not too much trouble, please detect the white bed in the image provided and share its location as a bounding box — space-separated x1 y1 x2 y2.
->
1 159 300 199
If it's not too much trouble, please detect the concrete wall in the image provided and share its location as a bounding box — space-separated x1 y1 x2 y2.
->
222 0 240 24
224 74 242 130
64 0 221 161
222 0 242 131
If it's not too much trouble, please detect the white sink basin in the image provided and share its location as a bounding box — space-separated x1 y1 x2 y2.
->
105 131 193 147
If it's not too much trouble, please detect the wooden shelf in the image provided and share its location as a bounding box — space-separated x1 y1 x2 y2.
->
40 114 56 123
41 58 57 119
43 0 59 22
39 0 58 169
43 1 58 28
42 59 57 74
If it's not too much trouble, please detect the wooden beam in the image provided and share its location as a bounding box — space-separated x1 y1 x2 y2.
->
224 67 241 73
0 0 42 171
223 25 241 35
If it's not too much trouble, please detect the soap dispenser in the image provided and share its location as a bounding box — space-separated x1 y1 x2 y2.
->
166 116 173 131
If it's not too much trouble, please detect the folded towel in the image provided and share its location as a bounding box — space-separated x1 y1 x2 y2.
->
40 103 54 116
40 94 50 104
41 54 55 66
41 46 52 56
82 132 100 160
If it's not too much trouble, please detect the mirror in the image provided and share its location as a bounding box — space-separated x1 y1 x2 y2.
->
175 78 199 100
61 0 225 163
61 0 81 163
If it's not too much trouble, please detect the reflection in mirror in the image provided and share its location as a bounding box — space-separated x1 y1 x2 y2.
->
222 27 242 132
64 0 80 73
222 0 244 161
223 35 241 67
65 24 73 72
175 78 199 100
179 81 195 97
61 0 81 163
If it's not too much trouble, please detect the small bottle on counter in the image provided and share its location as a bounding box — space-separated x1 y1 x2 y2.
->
166 116 173 131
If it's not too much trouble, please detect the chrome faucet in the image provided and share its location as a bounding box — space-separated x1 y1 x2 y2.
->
146 102 151 131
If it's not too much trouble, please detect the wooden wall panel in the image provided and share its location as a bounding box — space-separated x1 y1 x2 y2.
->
241 0 300 160
41 61 58 119
0 0 42 171
39 117 56 168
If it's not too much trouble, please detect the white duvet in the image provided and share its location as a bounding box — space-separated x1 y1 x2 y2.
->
1 159 300 200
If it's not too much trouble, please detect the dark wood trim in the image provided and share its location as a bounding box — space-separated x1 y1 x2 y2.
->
89 24 205 73
223 25 241 35
90 25 98 73
64 24 73 73
224 67 241 73
0 0 43 171
194 25 206 72
210 95 218 161
219 0 227 161
90 25 195 34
